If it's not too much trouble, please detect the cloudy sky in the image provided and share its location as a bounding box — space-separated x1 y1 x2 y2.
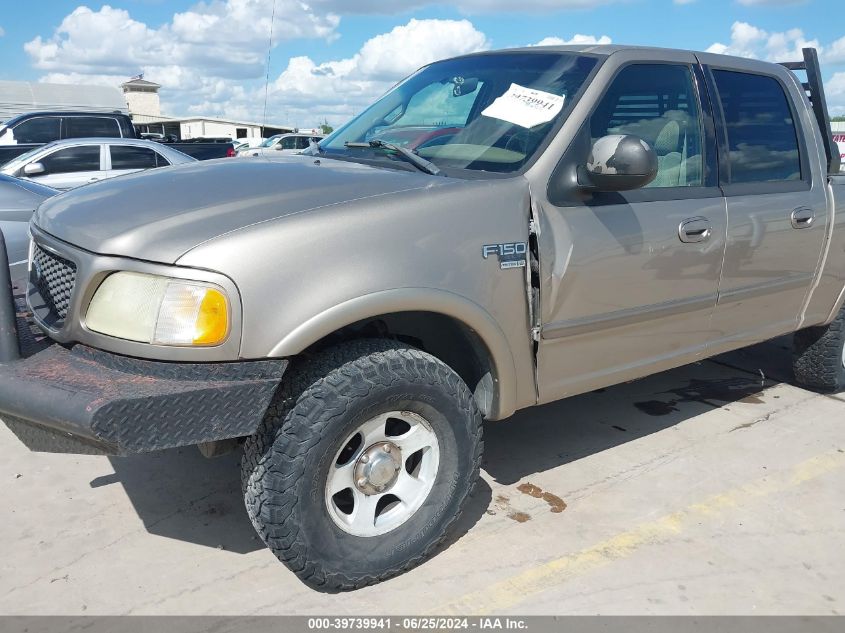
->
0 0 842 128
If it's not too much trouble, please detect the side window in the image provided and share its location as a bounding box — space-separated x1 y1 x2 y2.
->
590 64 704 188
39 146 101 174
11 117 61 144
712 70 801 183
295 136 311 150
64 117 121 139
110 145 159 170
280 136 298 150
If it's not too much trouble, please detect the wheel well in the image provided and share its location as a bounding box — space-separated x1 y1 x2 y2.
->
299 311 497 418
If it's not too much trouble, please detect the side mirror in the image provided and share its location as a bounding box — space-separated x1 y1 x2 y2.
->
23 162 46 177
581 135 658 192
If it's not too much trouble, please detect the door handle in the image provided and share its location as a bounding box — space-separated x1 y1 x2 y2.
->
791 207 815 229
678 217 712 243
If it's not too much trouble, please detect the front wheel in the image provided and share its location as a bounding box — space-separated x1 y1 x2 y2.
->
241 340 483 591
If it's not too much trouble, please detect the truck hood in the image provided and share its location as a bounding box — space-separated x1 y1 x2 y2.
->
33 155 453 263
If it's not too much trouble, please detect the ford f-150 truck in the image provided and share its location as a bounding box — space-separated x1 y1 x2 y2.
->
0 45 842 592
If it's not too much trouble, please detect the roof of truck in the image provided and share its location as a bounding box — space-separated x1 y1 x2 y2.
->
452 44 793 73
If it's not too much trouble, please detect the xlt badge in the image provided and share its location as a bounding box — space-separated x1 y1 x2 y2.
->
482 242 527 270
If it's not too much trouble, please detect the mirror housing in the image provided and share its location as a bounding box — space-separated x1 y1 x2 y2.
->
23 162 46 177
581 135 658 192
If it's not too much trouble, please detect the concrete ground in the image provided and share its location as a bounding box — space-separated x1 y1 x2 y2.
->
1 338 843 616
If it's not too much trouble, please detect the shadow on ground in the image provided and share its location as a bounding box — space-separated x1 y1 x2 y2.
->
101 337 795 556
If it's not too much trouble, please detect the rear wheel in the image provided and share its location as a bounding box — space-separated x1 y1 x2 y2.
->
241 339 483 591
793 304 845 392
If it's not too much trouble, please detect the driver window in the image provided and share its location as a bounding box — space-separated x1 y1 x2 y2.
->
280 136 298 150
590 64 704 188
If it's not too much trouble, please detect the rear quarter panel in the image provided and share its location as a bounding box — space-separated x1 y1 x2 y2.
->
804 174 845 324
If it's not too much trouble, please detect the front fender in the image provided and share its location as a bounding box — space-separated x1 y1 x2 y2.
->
269 288 519 420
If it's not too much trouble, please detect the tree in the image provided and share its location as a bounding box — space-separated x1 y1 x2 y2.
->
320 118 334 135
832 115 845 122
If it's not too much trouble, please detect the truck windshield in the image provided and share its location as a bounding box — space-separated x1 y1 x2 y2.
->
318 52 597 175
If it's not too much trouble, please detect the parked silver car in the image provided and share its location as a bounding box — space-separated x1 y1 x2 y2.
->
0 174 57 280
1 138 195 190
237 132 323 157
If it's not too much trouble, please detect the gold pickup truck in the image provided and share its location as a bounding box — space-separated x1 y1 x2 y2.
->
0 45 842 591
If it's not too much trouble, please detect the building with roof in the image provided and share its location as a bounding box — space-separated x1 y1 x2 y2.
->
0 80 127 123
134 115 302 142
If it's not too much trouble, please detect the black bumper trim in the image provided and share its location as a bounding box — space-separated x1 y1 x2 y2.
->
0 295 286 455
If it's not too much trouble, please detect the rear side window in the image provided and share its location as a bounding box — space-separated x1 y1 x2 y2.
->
39 146 101 174
713 70 801 183
64 117 121 139
11 117 61 144
110 145 164 169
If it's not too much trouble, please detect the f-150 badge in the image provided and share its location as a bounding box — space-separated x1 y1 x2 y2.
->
482 242 527 270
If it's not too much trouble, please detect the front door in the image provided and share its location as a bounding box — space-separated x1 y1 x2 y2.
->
29 144 105 190
536 61 727 402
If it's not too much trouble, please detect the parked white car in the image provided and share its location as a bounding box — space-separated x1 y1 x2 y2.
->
237 133 323 157
1 138 196 190
232 138 266 152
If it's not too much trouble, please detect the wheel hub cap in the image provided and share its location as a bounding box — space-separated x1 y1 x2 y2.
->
353 442 400 495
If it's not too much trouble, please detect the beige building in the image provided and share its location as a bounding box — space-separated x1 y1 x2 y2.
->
121 77 162 121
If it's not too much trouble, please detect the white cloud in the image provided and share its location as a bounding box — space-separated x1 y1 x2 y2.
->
736 0 806 5
264 19 489 122
533 34 612 46
828 73 845 116
705 21 835 63
708 22 845 118
310 0 623 13
23 2 340 122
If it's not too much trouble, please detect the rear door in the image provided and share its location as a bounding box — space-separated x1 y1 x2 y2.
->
703 62 829 347
106 144 166 179
28 144 105 190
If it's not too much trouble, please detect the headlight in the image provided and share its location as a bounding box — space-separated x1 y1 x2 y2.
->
86 272 230 346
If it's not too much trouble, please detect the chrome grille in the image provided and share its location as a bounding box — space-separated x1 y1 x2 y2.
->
31 243 77 321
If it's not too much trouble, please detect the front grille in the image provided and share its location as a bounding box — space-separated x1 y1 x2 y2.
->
31 243 77 321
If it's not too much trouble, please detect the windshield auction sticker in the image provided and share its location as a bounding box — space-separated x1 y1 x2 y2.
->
481 83 565 128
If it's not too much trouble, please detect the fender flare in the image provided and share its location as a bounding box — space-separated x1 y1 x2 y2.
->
268 288 519 420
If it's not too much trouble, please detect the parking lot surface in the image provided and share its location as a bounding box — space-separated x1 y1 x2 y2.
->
1 338 843 615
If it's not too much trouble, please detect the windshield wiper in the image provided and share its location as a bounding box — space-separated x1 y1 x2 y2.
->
344 140 443 176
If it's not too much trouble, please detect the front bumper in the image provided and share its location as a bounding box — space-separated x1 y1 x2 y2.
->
0 285 286 456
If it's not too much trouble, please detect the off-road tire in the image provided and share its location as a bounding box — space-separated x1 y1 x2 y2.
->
240 339 483 591
793 303 845 392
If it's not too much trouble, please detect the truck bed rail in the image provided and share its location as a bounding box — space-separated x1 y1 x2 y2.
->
780 48 841 175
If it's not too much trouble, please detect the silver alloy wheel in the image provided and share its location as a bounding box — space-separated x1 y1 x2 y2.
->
325 411 440 537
